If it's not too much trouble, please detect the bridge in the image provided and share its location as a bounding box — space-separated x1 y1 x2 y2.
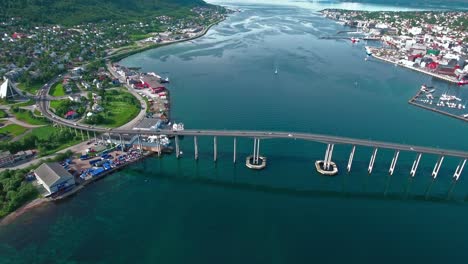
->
35 89 468 182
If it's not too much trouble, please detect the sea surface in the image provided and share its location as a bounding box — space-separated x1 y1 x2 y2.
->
1 1 468 263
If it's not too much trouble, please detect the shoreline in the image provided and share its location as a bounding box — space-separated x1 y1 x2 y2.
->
369 50 460 84
108 17 226 63
0 151 155 226
0 16 227 225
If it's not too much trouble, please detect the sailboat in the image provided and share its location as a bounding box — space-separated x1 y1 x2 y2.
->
274 67 278 75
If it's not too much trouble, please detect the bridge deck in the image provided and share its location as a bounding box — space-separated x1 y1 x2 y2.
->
36 98 468 159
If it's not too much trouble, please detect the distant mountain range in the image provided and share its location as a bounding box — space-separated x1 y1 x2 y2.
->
1 0 209 25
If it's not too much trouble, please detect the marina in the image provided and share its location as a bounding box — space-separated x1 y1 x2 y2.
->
408 86 468 122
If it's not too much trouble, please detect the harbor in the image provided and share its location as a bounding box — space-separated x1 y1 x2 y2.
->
408 85 468 122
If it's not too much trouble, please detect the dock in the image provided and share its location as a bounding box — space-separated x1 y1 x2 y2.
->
408 90 468 123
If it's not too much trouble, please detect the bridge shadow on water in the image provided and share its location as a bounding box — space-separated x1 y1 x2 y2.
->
127 161 468 206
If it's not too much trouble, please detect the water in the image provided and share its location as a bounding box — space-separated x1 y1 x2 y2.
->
1 1 468 263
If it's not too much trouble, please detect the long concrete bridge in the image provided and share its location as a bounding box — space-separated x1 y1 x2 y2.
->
36 90 468 182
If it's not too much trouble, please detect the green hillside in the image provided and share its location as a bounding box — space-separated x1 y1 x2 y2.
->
1 0 210 25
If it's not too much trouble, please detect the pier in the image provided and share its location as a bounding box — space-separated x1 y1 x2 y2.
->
408 90 468 123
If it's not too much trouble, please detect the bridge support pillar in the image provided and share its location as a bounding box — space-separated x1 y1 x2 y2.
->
119 134 123 152
94 131 96 143
368 148 378 174
175 136 180 158
346 146 356 173
213 137 217 162
233 137 237 164
87 130 90 140
246 138 266 170
323 144 335 170
194 136 198 160
389 150 399 175
410 153 422 177
80 130 84 141
74 128 78 137
315 144 338 176
453 159 466 181
137 134 142 154
432 156 444 178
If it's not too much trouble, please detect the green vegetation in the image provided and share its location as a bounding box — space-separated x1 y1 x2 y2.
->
49 83 66 97
0 169 39 219
2 0 208 26
49 99 86 118
10 107 49 126
130 34 152 41
0 110 7 118
84 89 139 127
0 126 81 157
0 124 28 137
12 99 36 107
17 82 42 94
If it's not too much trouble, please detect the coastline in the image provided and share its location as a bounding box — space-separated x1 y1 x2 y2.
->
369 50 460 84
0 17 227 226
108 17 226 63
0 198 48 226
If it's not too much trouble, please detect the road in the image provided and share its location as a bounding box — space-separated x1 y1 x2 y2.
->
36 93 468 158
106 62 147 130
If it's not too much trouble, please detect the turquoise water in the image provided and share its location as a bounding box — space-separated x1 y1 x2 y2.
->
1 1 468 263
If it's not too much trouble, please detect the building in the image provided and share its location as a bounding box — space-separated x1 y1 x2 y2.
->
34 162 75 195
0 151 14 168
0 77 22 99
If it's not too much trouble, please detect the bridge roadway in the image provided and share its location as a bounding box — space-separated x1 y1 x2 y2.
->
36 96 468 159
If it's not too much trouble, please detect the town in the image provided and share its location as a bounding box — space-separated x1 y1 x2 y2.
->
0 6 231 220
321 9 468 85
322 9 468 121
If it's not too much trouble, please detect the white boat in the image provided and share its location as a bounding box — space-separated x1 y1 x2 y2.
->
275 67 278 74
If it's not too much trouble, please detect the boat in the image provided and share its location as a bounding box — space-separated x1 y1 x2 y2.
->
351 37 360 43
160 77 170 83
420 85 435 93
274 67 278 74
365 46 372 56
440 93 462 102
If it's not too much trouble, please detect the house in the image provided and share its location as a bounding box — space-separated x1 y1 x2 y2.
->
92 104 104 113
0 151 14 168
34 162 75 195
64 110 78 119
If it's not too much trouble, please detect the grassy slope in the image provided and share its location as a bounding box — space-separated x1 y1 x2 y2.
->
0 124 28 137
49 83 65 97
104 91 140 127
14 110 49 126
0 109 7 118
31 126 81 156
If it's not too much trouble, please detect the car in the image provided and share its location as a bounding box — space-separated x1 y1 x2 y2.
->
288 134 293 137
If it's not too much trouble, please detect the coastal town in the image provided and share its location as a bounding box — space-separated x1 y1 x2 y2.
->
0 6 231 220
0 5 467 225
322 9 468 121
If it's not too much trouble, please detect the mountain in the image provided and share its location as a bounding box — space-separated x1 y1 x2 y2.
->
1 0 210 25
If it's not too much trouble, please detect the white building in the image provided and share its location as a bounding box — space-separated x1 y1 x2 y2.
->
34 162 75 195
